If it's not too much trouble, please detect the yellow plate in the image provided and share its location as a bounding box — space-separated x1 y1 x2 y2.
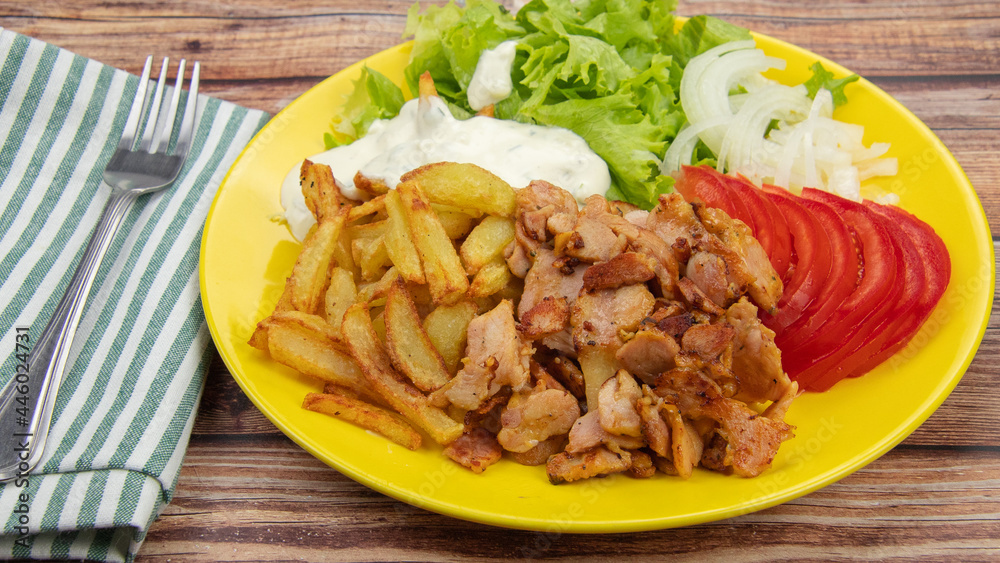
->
199 35 993 532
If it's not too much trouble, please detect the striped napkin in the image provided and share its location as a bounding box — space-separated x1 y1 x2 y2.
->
0 29 270 561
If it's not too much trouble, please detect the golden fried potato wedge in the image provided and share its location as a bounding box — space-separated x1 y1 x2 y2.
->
383 189 426 284
342 303 464 445
432 205 478 239
300 160 345 222
421 300 478 375
324 267 357 336
303 391 422 450
460 215 516 275
347 218 388 241
333 226 360 280
354 171 390 197
353 235 391 282
384 279 451 392
261 311 377 401
418 70 437 100
289 206 348 314
399 162 516 217
347 194 386 223
356 266 400 305
248 278 297 350
467 257 513 299
397 180 469 305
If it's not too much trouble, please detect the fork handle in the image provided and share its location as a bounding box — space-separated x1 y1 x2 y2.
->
0 187 137 481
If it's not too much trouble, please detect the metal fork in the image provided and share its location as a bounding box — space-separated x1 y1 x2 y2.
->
0 56 200 481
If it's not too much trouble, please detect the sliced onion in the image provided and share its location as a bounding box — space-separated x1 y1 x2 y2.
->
660 116 731 175
666 41 898 200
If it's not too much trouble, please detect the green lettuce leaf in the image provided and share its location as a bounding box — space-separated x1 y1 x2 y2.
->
404 1 524 104
324 66 404 149
662 14 752 67
522 91 670 209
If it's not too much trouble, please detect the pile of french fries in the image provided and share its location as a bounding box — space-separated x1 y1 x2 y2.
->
250 157 523 452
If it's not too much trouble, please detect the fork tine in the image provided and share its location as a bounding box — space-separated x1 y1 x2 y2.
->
172 61 200 159
117 55 153 151
152 59 186 154
138 57 169 152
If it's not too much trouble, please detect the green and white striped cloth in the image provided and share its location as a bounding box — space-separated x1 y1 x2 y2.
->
0 29 270 561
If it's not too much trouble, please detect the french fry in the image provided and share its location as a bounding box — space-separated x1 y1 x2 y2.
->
353 171 390 197
399 162 516 217
301 160 345 222
432 205 477 239
430 202 483 219
467 257 513 299
384 279 451 392
249 278 296 350
342 303 464 445
460 215 516 274
347 194 386 223
261 311 378 401
303 391 422 451
353 235 390 281
397 180 469 305
418 70 437 99
300 160 319 220
324 267 357 336
422 300 478 375
383 189 425 284
356 266 401 304
289 206 348 314
371 309 387 342
347 218 388 241
333 227 361 280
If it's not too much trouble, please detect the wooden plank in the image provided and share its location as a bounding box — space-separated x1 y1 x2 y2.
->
138 441 1000 561
7 15 407 80
678 1 1000 76
872 75 1000 131
5 1 998 80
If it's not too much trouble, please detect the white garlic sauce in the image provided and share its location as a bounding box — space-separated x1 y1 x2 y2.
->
280 42 611 241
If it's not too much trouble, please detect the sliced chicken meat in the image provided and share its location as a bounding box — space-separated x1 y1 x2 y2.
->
655 369 794 477
497 383 581 453
696 205 783 313
443 428 503 474
726 297 792 404
597 370 643 437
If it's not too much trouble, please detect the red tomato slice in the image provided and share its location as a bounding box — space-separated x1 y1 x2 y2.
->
782 190 904 389
804 209 920 390
759 186 833 331
675 166 753 230
839 201 951 380
771 192 860 352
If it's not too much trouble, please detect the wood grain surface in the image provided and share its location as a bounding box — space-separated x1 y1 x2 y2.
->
2 1 997 561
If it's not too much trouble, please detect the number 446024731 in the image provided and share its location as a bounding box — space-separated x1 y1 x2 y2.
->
12 327 31 427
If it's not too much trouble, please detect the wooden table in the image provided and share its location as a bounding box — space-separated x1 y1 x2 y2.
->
3 0 998 560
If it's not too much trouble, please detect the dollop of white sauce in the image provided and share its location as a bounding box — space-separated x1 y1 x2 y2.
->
280 47 611 241
467 40 518 111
